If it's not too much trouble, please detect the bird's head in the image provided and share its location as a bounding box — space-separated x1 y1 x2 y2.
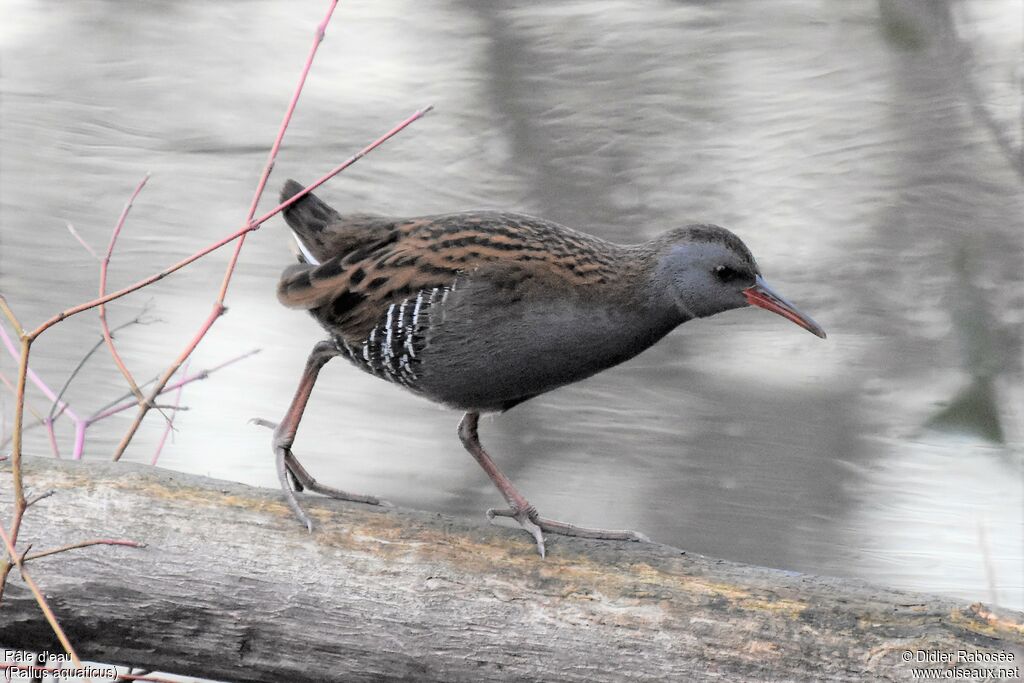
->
652 224 826 338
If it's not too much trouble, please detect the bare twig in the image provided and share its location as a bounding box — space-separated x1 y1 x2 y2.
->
217 0 340 305
22 538 146 563
22 105 430 348
0 294 24 336
99 173 152 410
25 489 55 508
44 419 60 458
0 524 82 666
110 103 433 460
0 324 87 437
0 3 429 663
0 296 30 598
109 1 344 462
152 361 188 465
89 349 259 423
0 368 49 442
65 222 100 260
48 311 152 423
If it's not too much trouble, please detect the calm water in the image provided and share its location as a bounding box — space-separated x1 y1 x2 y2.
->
1 0 1021 610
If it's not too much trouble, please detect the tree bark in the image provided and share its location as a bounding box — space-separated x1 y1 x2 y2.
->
1 456 1021 682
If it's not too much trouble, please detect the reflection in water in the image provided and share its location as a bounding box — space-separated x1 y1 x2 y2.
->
1 0 1021 608
925 248 1014 443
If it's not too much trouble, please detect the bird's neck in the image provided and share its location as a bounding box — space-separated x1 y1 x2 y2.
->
610 241 692 326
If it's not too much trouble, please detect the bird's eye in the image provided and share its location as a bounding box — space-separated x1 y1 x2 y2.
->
714 265 741 283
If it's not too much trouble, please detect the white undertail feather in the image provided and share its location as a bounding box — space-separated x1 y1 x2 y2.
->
363 330 373 362
291 231 321 265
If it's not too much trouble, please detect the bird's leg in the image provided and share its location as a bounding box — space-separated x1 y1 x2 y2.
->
457 412 649 558
274 340 384 532
457 411 546 555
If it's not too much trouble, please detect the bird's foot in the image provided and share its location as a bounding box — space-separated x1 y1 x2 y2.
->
487 506 650 558
487 506 547 557
269 429 390 533
284 450 390 507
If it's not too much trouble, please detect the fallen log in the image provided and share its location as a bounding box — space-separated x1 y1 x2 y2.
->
1 456 1021 682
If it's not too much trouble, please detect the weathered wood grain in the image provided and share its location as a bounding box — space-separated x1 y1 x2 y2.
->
1 456 1021 682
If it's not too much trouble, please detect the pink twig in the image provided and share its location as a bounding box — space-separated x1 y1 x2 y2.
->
266 105 436 215
217 0 339 303
45 419 60 459
99 173 151 407
26 105 431 345
0 324 89 458
65 222 100 260
109 117 433 461
88 349 259 423
71 420 87 460
152 361 188 465
0 325 85 426
111 0 343 461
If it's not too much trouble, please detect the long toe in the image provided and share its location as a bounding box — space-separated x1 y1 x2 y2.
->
535 516 650 543
490 507 649 544
274 448 313 532
302 480 391 507
282 451 389 506
487 507 546 558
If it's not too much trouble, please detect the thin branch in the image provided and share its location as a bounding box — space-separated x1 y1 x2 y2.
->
0 294 25 337
216 0 340 305
0 523 82 666
25 489 55 508
44 419 60 458
71 420 87 460
99 173 153 412
88 348 259 423
110 104 433 460
24 105 431 345
152 361 188 465
0 334 31 600
112 0 341 461
0 324 85 426
27 221 250 341
65 222 100 260
0 369 49 440
0 323 89 459
48 311 152 423
22 538 146 563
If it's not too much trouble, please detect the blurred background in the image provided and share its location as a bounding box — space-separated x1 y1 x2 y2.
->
1 0 1021 609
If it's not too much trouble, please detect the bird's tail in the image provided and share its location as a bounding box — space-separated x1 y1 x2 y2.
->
280 179 342 265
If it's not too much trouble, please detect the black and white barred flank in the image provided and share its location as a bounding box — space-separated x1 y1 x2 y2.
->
333 283 457 389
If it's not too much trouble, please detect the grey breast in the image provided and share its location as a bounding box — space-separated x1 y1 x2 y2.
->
413 278 682 412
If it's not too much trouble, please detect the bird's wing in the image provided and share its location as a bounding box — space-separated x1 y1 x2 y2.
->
278 185 620 344
277 235 463 342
